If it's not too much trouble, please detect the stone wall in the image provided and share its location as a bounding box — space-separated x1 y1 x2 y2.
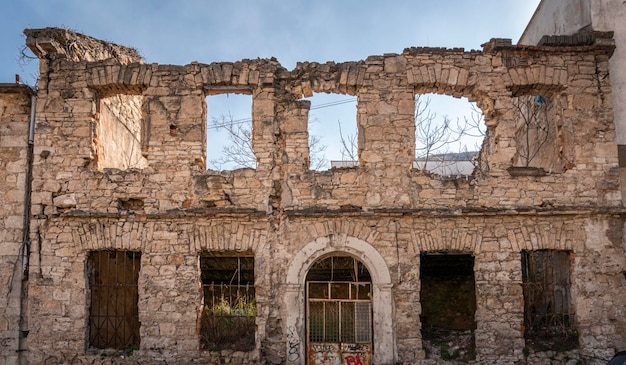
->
0 84 33 365
519 0 626 205
0 27 625 364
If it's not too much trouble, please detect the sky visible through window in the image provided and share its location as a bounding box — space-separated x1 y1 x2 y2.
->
207 92 484 170
0 1 539 171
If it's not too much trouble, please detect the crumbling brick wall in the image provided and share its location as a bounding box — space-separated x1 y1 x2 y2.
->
0 27 625 364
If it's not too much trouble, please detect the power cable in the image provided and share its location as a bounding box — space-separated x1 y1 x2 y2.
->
206 97 357 130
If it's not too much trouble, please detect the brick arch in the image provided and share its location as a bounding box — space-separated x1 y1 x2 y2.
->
199 59 280 89
410 225 482 253
87 63 150 98
408 62 474 96
507 82 566 98
506 66 567 96
74 221 148 252
73 220 269 254
512 221 579 252
190 221 268 253
285 235 391 286
290 61 363 98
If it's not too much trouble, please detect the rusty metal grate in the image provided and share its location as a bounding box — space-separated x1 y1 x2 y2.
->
87 250 141 349
522 250 578 351
306 256 373 365
355 302 371 343
200 254 255 351
306 256 372 344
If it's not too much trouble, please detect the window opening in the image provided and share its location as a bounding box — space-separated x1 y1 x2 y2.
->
306 255 372 365
200 252 256 351
87 250 141 350
521 250 577 352
512 95 567 172
420 253 476 361
305 93 357 170
206 93 254 170
414 94 485 177
96 94 147 170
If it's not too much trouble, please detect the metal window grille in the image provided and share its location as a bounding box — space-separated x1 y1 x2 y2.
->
355 302 371 342
522 250 577 351
87 250 141 349
200 254 255 351
306 256 372 345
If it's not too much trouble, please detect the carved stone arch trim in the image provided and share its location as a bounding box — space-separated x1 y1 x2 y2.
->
283 234 394 365
297 219 379 250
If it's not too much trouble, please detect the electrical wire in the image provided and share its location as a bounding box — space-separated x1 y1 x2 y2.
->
206 97 357 131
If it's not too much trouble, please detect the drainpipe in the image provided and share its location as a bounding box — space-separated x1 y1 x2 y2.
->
17 91 36 365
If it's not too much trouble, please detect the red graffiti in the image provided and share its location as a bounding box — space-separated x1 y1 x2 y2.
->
345 355 363 365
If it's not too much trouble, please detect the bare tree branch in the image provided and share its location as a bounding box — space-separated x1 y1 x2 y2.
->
309 134 328 170
338 120 357 161
414 95 485 171
209 114 328 170
208 113 257 170
513 95 551 167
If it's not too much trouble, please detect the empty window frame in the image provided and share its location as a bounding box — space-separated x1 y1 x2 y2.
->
206 93 254 170
305 93 357 170
420 253 476 361
511 94 571 172
96 94 147 170
413 94 485 177
200 252 256 351
521 249 577 351
87 250 141 349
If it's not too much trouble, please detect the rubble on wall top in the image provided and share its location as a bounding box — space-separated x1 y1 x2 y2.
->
402 46 471 55
24 27 143 64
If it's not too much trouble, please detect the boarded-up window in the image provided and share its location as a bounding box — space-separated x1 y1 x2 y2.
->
200 252 255 351
87 250 141 349
521 250 577 351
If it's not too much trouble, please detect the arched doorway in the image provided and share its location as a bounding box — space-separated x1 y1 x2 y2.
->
283 235 394 365
306 255 372 365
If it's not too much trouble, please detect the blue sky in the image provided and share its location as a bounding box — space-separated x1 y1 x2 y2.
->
0 0 541 169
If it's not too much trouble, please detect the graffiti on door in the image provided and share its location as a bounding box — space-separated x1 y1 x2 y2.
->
308 343 371 365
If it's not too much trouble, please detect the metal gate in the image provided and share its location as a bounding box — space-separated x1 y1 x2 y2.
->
87 250 141 349
306 256 372 365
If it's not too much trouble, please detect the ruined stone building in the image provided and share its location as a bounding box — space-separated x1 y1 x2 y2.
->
520 0 626 203
1 19 626 365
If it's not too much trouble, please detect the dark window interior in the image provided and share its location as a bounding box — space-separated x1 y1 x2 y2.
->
200 251 255 351
87 250 141 350
420 253 476 361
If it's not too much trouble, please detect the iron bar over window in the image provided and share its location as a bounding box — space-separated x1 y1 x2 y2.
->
200 252 255 351
521 250 577 351
87 250 141 349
